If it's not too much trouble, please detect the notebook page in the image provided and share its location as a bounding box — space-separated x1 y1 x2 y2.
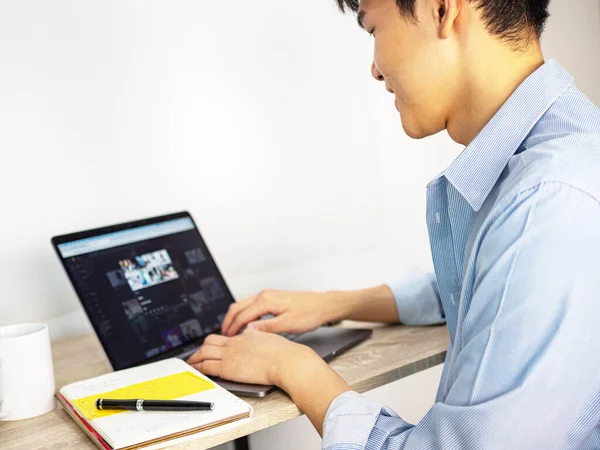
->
60 358 252 449
142 417 253 450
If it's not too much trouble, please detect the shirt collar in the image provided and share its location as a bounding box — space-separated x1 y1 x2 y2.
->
439 58 574 212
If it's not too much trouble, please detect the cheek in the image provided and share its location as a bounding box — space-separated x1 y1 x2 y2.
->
373 29 452 136
394 67 449 138
400 51 451 112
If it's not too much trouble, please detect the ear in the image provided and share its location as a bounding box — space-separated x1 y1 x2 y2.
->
437 0 459 39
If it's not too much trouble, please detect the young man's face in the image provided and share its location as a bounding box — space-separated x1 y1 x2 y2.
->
359 0 458 139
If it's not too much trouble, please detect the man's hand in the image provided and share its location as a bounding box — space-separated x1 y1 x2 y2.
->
187 329 314 385
187 329 352 435
221 290 340 337
221 285 400 337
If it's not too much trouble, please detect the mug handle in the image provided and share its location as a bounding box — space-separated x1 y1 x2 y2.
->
0 352 9 419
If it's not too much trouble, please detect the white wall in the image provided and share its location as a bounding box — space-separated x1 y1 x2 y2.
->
542 0 600 102
1 0 598 449
0 0 385 337
0 0 457 339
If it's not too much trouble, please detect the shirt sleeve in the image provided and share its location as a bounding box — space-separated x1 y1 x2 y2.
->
385 267 445 326
323 182 600 449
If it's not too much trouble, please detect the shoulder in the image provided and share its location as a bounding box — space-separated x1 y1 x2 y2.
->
486 85 600 216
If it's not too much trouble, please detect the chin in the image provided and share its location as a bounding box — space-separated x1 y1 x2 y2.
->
400 115 429 139
399 109 443 140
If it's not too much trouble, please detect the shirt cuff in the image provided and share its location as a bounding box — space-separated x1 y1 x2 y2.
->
323 391 413 449
386 267 445 326
322 391 383 449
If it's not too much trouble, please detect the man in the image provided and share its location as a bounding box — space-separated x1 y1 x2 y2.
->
189 0 600 447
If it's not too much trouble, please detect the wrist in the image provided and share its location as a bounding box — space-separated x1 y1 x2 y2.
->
274 344 328 391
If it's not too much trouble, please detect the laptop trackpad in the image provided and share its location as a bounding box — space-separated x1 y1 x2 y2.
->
294 327 372 361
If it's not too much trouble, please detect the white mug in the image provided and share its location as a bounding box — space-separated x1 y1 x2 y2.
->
0 323 56 421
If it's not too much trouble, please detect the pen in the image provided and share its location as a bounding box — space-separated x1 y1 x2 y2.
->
95 398 214 412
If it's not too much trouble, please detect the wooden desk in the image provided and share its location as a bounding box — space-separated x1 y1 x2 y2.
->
0 323 448 450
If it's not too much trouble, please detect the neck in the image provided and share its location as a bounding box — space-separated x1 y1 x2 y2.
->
447 40 545 146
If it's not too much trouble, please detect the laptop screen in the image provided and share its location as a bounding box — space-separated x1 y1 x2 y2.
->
54 213 235 370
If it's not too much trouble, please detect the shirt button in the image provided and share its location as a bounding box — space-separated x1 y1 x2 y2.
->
450 294 456 305
436 212 441 224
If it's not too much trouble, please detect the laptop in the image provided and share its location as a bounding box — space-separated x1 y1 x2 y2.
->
51 211 371 397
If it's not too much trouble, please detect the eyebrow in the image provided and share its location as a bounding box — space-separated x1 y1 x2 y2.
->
357 10 366 29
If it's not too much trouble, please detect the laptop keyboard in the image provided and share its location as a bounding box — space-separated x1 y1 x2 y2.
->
279 333 301 341
238 324 301 341
178 347 198 360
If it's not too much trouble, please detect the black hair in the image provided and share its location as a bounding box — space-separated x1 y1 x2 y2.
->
336 0 551 43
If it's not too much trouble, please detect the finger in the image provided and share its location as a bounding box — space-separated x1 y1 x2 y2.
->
203 334 229 347
241 326 264 335
187 344 223 365
247 316 287 334
221 296 255 336
227 300 275 337
191 360 222 378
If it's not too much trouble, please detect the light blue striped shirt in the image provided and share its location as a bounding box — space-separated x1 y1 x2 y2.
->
322 59 600 449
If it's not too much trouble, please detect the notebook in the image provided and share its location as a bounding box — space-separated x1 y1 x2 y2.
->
57 358 253 450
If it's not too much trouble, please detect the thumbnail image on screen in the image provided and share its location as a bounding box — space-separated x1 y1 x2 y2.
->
119 249 179 291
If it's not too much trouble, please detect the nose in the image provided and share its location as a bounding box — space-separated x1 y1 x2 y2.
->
371 61 384 82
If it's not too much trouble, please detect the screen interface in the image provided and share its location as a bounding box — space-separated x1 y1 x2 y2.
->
57 217 234 370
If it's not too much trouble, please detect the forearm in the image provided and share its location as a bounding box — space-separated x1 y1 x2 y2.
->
277 347 351 435
328 285 399 324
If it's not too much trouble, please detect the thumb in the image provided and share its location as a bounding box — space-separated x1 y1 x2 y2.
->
247 317 286 334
